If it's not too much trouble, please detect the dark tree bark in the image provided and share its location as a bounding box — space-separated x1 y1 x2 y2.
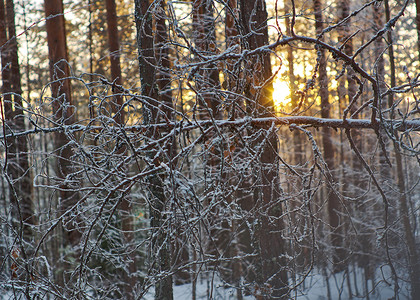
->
135 0 173 299
415 0 420 63
222 4 246 298
155 0 177 162
154 0 188 286
192 3 229 285
314 0 346 274
394 147 420 299
334 0 364 273
337 0 357 107
384 1 420 298
338 0 364 200
1 0 35 285
239 0 273 111
283 0 310 272
225 0 238 47
374 4 390 183
1 0 34 232
337 0 362 178
155 0 173 120
239 0 288 298
192 0 221 120
365 3 388 283
88 0 93 78
224 0 243 120
105 1 137 297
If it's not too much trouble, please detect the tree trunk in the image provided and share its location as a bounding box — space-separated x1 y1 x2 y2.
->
44 0 81 291
314 0 345 274
155 0 174 121
134 0 173 298
415 0 420 62
339 0 364 198
44 0 81 244
239 0 288 298
375 3 391 184
155 0 186 286
334 0 362 273
225 0 238 47
192 0 221 119
367 2 388 281
284 1 303 166
224 0 243 120
105 1 138 297
1 0 34 234
1 0 35 286
394 147 420 299
106 0 124 124
337 0 363 191
384 1 420 297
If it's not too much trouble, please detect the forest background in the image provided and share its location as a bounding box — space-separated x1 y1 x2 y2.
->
0 0 419 299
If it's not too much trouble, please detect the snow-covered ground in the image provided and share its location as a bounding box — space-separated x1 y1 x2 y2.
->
144 266 410 299
1 266 410 299
292 266 410 300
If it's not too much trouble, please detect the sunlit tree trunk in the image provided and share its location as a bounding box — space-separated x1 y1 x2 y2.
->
134 0 173 299
44 0 81 291
106 0 124 124
239 0 288 298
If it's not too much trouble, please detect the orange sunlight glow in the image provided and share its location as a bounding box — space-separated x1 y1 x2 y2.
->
273 78 291 109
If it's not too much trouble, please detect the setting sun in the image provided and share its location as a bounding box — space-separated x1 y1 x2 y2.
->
273 78 291 108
